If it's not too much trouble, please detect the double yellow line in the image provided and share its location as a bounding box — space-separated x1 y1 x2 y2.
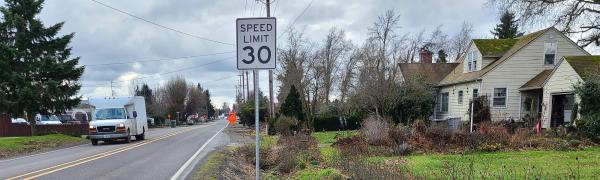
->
8 127 197 180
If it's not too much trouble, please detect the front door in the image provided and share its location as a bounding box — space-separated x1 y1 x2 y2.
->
550 93 575 128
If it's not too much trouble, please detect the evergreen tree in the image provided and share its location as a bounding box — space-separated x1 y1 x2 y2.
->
437 49 448 63
135 83 153 115
0 0 83 122
280 85 304 125
204 90 215 118
491 11 524 39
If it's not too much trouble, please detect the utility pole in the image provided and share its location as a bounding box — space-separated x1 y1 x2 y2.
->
110 80 115 97
266 0 274 120
245 71 249 102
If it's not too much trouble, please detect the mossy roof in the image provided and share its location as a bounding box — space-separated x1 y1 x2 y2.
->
520 70 552 90
473 39 519 57
564 56 600 80
399 63 460 84
439 28 552 86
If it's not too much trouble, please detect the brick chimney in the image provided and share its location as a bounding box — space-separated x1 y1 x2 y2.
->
420 48 433 63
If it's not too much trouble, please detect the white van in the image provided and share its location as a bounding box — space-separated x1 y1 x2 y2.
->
88 96 148 145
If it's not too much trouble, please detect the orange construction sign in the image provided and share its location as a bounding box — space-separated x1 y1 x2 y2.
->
227 112 237 124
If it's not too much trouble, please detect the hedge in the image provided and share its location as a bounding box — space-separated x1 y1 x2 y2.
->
313 113 364 132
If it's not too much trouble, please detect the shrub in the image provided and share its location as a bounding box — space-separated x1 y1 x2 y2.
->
275 134 319 174
332 135 369 156
275 116 298 136
574 74 600 141
389 125 411 144
468 95 491 123
360 115 393 146
424 125 453 150
476 122 510 146
391 142 412 156
237 143 272 170
582 113 600 142
509 128 534 149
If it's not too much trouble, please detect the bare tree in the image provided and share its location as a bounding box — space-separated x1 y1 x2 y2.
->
339 50 359 104
315 27 352 104
276 28 311 105
426 25 450 62
451 22 474 62
353 10 404 117
165 76 188 118
490 0 600 47
185 85 204 117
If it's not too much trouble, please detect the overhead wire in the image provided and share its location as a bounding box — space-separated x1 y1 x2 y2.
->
89 0 234 46
82 56 234 87
278 0 315 39
83 51 234 67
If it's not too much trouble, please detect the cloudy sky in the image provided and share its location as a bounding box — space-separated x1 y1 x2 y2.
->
28 0 592 107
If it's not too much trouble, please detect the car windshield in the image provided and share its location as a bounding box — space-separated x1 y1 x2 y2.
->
95 108 126 120
40 115 60 121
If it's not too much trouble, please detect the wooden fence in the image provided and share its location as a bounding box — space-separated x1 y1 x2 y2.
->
0 114 88 137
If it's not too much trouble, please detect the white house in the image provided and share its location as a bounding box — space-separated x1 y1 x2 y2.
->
400 27 597 128
541 56 600 128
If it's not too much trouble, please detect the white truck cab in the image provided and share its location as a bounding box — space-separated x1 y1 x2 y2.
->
88 96 148 145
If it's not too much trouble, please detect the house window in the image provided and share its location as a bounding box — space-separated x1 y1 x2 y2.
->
544 41 557 65
467 61 472 72
458 91 463 105
493 88 507 107
471 51 477 71
440 92 449 112
466 51 477 72
473 89 479 98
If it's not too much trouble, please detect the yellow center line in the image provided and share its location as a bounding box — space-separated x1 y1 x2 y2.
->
7 126 198 180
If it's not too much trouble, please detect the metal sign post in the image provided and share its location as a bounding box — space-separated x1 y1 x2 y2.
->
236 17 276 180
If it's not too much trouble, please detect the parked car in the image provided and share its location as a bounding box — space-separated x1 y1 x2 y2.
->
11 118 30 125
186 116 195 125
35 114 62 125
57 114 80 124
147 118 155 127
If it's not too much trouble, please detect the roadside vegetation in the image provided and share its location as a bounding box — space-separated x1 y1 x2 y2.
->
0 134 87 158
226 3 600 180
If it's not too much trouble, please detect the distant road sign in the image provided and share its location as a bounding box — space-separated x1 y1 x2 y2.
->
236 18 276 70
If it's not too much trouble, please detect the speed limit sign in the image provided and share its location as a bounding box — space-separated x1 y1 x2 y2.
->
236 18 276 70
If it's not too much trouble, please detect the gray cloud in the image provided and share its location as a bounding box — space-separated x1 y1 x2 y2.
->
33 0 580 106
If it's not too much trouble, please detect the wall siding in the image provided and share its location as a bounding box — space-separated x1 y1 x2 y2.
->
481 30 587 121
436 81 480 121
482 57 498 69
541 60 582 128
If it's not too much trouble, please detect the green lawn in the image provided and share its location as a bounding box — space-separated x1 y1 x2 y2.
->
312 130 357 145
369 147 600 179
0 134 86 158
294 167 344 180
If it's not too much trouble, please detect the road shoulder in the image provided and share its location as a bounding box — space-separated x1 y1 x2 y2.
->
191 123 254 179
0 134 88 160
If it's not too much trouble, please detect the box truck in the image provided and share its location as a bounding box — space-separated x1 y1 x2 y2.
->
88 96 148 145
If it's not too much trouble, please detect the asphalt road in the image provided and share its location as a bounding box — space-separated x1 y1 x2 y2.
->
0 119 230 180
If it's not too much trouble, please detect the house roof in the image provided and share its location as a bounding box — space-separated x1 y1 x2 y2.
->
519 69 552 91
564 56 600 80
399 63 459 84
473 39 519 57
438 28 552 86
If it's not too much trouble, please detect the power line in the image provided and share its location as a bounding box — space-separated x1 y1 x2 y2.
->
279 0 314 38
82 56 234 87
83 51 233 67
89 0 234 46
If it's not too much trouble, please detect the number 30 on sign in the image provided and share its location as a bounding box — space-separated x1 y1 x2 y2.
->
236 18 276 70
